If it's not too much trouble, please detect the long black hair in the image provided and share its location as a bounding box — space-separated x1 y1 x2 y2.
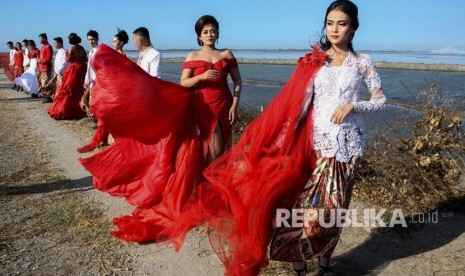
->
319 0 359 53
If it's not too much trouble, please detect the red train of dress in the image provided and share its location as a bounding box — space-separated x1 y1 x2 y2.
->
78 44 201 210
109 46 326 276
0 53 14 81
48 45 88 120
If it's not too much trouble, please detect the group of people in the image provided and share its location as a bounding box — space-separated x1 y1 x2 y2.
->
3 1 386 275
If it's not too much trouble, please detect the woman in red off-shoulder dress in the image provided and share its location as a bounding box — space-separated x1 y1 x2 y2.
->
48 33 87 120
180 15 242 166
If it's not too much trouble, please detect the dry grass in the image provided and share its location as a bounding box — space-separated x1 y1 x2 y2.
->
354 82 465 213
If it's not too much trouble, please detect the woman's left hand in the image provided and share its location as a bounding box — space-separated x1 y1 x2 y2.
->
330 103 354 124
229 106 238 124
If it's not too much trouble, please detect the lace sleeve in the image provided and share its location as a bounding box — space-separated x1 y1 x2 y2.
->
353 55 386 113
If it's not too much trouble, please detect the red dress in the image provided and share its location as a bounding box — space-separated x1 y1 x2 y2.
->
13 50 24 78
47 45 88 120
182 58 237 163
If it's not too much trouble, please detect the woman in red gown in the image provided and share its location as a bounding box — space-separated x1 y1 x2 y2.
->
180 15 242 166
79 15 242 207
48 33 87 120
13 42 24 90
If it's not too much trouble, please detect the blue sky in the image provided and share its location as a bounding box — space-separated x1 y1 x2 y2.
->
1 0 465 53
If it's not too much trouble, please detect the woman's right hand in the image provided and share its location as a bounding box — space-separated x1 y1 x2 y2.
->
200 69 220 81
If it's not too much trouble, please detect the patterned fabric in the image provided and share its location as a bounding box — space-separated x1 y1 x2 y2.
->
270 153 359 262
312 52 386 162
182 58 238 162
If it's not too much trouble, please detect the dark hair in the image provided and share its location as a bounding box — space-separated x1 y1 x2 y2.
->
53 37 63 44
87 30 99 39
115 29 129 45
22 39 28 43
39 33 47 39
319 0 359 53
194 15 219 46
7 41 13 46
68 33 82 45
133 27 151 43
27 40 36 47
15 42 22 50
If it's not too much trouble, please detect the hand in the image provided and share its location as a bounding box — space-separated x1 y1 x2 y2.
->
229 105 238 124
200 70 220 81
330 103 354 124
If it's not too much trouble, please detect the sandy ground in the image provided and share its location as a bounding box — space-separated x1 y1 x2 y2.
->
1 72 465 276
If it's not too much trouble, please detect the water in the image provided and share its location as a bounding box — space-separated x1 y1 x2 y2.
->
161 62 465 111
127 49 465 65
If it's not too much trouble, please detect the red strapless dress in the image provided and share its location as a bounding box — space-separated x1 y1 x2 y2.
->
182 58 237 163
48 45 88 120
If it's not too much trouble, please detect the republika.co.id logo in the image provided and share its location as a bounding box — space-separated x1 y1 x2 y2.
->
275 208 439 228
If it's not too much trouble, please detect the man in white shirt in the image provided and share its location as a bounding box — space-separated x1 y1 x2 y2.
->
80 30 99 123
42 37 69 103
84 30 99 90
133 27 161 78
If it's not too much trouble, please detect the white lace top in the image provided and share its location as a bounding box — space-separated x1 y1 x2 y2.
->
309 52 386 162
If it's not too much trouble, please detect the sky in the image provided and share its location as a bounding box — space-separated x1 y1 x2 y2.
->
1 0 465 53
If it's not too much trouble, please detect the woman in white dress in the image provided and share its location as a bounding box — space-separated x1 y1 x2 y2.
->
15 40 40 96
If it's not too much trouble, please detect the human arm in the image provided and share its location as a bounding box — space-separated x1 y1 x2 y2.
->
331 55 386 124
227 50 242 124
353 55 386 113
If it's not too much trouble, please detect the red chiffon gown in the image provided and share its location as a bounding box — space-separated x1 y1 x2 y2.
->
0 53 14 81
80 43 327 275
78 44 201 210
47 45 87 120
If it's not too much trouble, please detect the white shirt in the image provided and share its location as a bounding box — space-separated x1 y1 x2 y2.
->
23 48 30 67
54 48 68 75
9 49 15 66
137 46 161 78
85 46 98 87
310 52 386 162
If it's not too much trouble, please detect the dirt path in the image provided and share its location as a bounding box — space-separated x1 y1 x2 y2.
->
1 73 464 276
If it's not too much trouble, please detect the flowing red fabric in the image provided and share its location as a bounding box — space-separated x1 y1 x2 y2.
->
48 45 88 120
76 123 110 153
78 44 202 211
109 45 326 276
0 53 14 81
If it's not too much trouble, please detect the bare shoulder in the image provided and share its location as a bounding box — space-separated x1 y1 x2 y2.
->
185 50 202 62
219 48 235 59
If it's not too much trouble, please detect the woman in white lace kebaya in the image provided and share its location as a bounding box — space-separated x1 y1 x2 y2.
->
269 1 386 275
